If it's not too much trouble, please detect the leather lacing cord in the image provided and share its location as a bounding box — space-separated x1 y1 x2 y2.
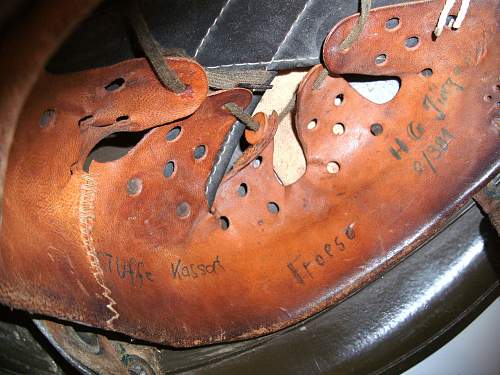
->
129 0 471 102
128 0 264 133
127 0 473 209
223 103 260 131
313 0 372 90
128 0 186 93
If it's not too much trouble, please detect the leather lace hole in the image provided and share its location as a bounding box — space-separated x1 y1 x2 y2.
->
385 17 400 30
307 119 317 130
219 216 230 230
127 178 142 196
237 183 248 197
166 126 181 141
334 94 344 106
267 202 279 214
421 68 433 77
405 36 419 49
375 54 387 66
446 15 457 27
484 95 493 102
176 202 191 218
252 156 262 168
105 77 125 92
116 115 129 122
326 161 340 174
370 123 383 136
332 123 345 135
79 114 94 127
164 161 175 177
40 109 56 128
194 145 206 160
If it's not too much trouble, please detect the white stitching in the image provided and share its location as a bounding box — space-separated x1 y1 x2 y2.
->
270 0 315 63
79 173 119 328
204 57 318 69
206 61 270 69
194 0 234 59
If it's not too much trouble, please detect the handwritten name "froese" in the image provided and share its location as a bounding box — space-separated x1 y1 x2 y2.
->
170 255 225 280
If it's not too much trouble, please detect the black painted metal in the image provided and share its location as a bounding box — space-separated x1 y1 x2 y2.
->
46 0 410 73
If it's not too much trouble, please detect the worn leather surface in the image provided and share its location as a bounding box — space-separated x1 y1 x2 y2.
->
30 204 500 375
0 0 499 347
181 205 499 374
0 56 210 329
0 0 100 225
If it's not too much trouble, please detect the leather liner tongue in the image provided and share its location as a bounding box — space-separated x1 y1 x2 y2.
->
0 0 498 347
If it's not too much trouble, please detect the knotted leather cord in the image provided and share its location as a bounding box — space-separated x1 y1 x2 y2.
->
224 103 260 131
313 0 372 90
128 0 186 93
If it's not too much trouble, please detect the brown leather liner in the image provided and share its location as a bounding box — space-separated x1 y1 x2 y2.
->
0 0 102 224
0 0 498 347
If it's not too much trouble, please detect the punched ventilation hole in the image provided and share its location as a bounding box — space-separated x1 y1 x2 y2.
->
237 183 248 197
332 123 345 136
219 216 230 230
375 54 387 65
326 161 340 174
166 126 181 141
370 123 383 136
385 17 400 30
194 145 206 160
127 178 142 196
307 119 317 130
421 68 433 77
105 77 125 92
164 161 175 178
176 202 191 218
39 109 56 128
405 36 419 49
334 94 344 106
267 202 279 214
252 156 262 168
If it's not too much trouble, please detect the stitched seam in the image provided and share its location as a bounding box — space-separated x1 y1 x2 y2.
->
204 57 318 69
194 0 234 59
79 173 119 328
270 0 315 63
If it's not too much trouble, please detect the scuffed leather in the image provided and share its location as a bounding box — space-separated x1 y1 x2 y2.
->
0 0 498 348
0 56 210 328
